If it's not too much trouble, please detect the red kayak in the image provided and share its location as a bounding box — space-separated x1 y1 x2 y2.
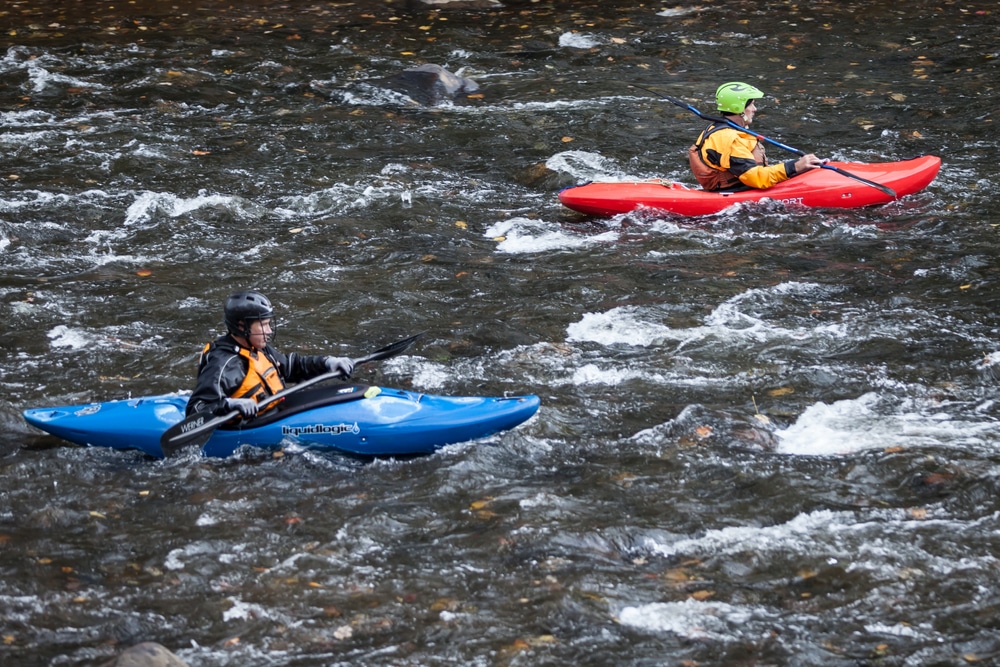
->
558 155 941 217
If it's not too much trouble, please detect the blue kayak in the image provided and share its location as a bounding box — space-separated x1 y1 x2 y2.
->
22 384 540 459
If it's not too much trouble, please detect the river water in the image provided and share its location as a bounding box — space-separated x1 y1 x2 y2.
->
2 0 999 665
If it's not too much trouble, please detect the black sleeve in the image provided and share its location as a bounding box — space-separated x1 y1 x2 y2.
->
185 348 247 416
282 349 331 384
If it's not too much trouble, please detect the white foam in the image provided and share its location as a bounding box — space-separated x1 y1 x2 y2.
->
566 307 673 347
618 598 764 640
775 393 1000 455
559 32 602 49
26 62 108 94
124 190 262 226
47 325 94 350
486 217 616 254
545 150 626 182
657 6 705 17
565 283 846 351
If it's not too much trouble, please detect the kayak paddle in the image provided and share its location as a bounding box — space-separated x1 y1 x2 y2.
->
628 84 897 199
159 331 426 457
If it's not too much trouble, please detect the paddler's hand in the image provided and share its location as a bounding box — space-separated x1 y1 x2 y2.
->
326 356 354 378
225 397 258 418
793 154 825 174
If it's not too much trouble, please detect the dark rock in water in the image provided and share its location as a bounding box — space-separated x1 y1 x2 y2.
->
517 162 576 191
407 0 503 9
379 64 480 106
100 642 190 667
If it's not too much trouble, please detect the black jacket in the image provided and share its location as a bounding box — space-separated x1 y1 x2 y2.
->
185 334 329 416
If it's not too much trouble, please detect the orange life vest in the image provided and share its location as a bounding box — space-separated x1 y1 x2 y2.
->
202 341 285 406
688 123 769 191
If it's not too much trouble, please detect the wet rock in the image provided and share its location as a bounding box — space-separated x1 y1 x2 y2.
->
101 642 190 667
378 64 480 106
516 162 576 191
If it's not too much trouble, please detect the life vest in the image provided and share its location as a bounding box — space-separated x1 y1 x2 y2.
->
202 341 285 407
688 123 768 191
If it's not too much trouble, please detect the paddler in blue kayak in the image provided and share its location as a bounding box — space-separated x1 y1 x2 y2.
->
185 290 354 418
689 82 825 191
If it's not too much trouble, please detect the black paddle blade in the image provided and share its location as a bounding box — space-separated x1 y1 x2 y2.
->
355 331 426 365
159 409 238 458
824 165 897 198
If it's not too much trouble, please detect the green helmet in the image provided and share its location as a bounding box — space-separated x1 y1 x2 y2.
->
715 81 764 114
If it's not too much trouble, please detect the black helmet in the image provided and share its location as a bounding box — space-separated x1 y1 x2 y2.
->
224 290 274 336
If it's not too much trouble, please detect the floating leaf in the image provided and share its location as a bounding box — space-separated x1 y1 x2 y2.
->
455 220 468 229
136 268 152 277
503 639 531 654
191 149 211 156
469 498 493 510
909 508 928 519
561 136 574 143
768 387 794 397
289 227 304 234
430 597 459 612
889 92 907 101
694 425 712 439
689 590 714 601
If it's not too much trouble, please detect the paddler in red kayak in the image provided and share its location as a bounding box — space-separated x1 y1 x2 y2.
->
185 290 354 418
689 82 825 191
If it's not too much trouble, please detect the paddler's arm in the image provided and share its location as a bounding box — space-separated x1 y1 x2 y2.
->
185 355 246 417
733 152 824 189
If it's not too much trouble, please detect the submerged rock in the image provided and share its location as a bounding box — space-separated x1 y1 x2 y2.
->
101 642 190 667
378 64 480 106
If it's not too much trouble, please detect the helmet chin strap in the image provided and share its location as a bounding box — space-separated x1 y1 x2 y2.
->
235 320 272 351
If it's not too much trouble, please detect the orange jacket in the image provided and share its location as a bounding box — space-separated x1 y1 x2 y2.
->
689 123 798 190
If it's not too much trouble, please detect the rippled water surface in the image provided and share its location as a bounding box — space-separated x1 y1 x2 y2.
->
2 0 1000 665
